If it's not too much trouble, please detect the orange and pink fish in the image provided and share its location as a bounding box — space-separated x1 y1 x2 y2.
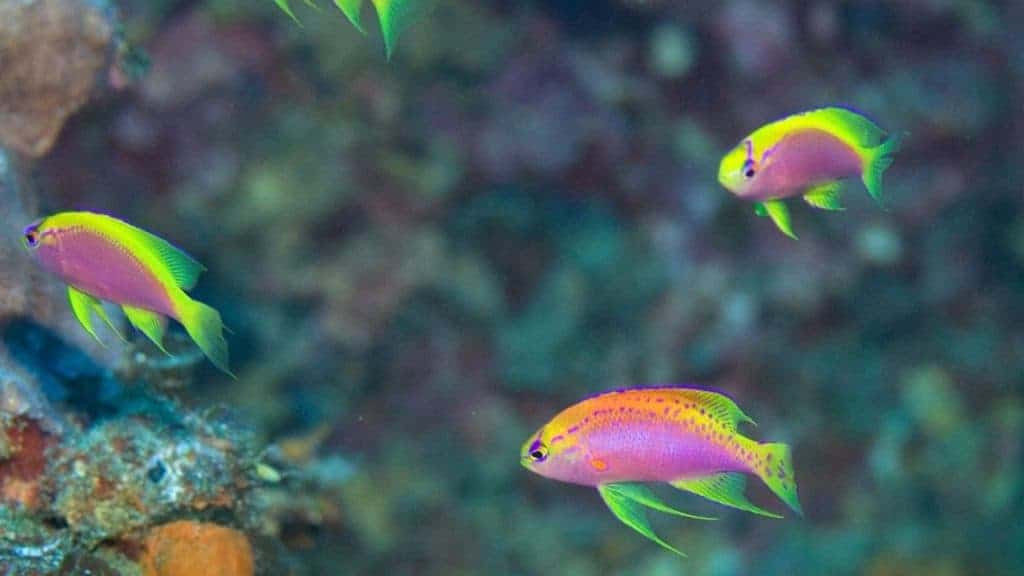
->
22 211 231 375
522 386 801 556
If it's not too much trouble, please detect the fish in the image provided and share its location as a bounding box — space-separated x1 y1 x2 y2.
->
521 386 802 556
274 0 421 59
717 106 902 239
22 211 232 376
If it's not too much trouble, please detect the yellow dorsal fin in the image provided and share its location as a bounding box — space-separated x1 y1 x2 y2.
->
685 389 757 432
83 213 206 290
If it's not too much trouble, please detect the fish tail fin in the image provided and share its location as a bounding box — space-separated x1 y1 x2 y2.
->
862 132 903 205
754 442 803 517
176 295 233 377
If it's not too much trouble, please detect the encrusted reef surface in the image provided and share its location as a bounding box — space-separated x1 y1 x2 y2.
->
0 3 304 575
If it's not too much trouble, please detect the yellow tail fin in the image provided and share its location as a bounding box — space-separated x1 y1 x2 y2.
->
756 443 802 517
176 295 233 377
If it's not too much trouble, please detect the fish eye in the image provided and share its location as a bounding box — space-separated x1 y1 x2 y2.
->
529 445 548 462
744 168 756 178
24 230 38 247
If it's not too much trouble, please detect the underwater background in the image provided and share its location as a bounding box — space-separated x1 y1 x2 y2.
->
1 0 1022 574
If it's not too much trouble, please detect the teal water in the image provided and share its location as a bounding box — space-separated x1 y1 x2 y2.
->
0 1 1021 575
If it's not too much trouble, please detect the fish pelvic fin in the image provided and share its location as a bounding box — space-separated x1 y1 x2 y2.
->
670 472 782 518
802 181 844 211
67 286 124 344
755 200 798 240
371 0 426 59
754 442 803 517
334 0 367 33
274 0 301 23
175 294 234 377
862 132 903 206
597 484 688 557
123 305 169 355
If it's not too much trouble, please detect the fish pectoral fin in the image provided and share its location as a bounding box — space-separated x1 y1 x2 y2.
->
597 484 687 557
122 306 170 355
670 473 782 518
755 201 798 240
68 287 125 344
802 182 845 211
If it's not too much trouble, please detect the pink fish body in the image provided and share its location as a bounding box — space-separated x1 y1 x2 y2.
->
717 106 902 238
737 130 864 202
522 386 801 555
23 212 231 374
34 223 176 317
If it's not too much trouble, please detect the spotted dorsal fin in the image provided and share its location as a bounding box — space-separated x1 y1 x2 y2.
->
682 389 757 432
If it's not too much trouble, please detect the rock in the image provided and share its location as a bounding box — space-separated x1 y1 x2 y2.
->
139 521 254 576
0 0 114 157
49 418 248 544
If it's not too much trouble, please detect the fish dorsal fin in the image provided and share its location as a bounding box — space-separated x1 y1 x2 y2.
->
671 473 782 518
680 389 757 432
131 230 205 290
88 213 206 290
67 286 125 344
123 305 170 355
803 181 844 211
809 107 886 149
598 484 695 557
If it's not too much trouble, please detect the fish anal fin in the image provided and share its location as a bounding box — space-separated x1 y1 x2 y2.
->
597 484 687 556
755 200 797 240
670 473 782 519
802 181 844 211
123 305 170 355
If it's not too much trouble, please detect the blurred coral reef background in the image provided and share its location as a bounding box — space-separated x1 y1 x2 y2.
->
1 0 1022 574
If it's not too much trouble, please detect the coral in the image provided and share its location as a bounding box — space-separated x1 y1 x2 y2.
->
0 0 115 157
139 521 254 576
48 417 249 544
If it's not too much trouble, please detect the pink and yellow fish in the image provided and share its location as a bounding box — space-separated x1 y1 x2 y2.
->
718 106 902 239
521 386 801 555
22 211 231 375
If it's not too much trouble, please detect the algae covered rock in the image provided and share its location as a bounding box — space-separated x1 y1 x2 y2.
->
0 0 115 157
